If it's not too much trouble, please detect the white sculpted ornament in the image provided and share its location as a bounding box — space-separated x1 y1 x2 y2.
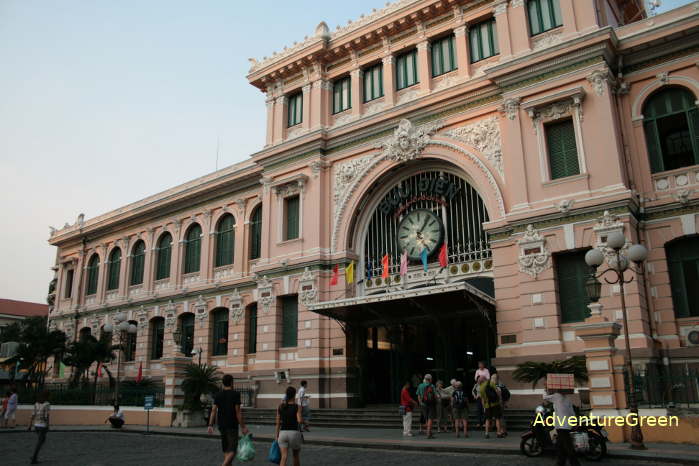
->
378 119 443 162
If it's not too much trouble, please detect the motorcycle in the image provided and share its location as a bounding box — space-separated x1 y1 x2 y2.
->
520 403 608 461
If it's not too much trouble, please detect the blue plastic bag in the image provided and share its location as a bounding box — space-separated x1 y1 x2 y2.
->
267 440 281 464
235 433 256 462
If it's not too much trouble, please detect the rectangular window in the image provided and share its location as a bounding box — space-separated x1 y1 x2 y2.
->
212 311 229 356
248 304 257 354
281 296 298 348
332 76 351 114
151 320 164 360
64 269 74 298
431 35 457 77
667 239 699 318
546 118 580 180
363 63 384 102
124 330 137 362
528 0 563 36
287 92 303 127
469 19 499 63
555 251 590 324
284 195 300 240
396 49 419 90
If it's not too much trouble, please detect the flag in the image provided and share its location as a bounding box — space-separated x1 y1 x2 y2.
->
400 251 408 276
330 264 339 285
366 260 373 280
97 362 102 378
439 243 448 268
421 248 429 272
59 362 65 378
345 261 354 284
136 362 143 383
381 254 389 279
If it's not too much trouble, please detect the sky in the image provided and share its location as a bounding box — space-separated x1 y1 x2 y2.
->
0 0 692 304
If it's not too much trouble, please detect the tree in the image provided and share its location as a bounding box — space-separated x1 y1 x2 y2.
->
4 317 66 388
181 363 221 411
0 322 21 343
62 334 116 390
512 355 588 389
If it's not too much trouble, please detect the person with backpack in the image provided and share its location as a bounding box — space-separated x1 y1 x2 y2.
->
478 375 504 439
451 381 469 438
416 374 437 439
491 373 509 437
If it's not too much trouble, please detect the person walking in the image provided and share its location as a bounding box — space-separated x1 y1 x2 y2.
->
296 380 311 432
544 383 581 466
416 374 437 439
435 380 450 433
399 381 417 436
451 381 469 438
478 376 504 439
4 386 18 429
28 390 50 464
207 374 249 466
275 386 303 466
104 404 125 428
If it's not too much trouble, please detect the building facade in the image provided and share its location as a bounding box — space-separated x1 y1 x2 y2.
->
48 0 699 410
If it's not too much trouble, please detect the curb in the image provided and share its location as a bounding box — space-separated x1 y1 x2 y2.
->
2 428 696 464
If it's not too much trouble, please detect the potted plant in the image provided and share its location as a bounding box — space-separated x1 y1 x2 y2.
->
175 363 221 427
513 356 589 404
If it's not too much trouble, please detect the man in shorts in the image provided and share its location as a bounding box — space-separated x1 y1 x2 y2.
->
208 374 249 466
297 380 311 432
416 374 437 439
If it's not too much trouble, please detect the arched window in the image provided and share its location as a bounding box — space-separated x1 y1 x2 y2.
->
249 206 262 260
211 308 229 356
666 236 699 318
130 240 146 286
86 254 100 295
124 320 138 361
107 248 121 290
643 87 699 173
184 224 202 274
215 214 235 267
156 233 172 280
179 313 195 357
150 317 164 360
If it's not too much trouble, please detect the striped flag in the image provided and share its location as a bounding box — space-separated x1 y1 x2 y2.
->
345 261 355 284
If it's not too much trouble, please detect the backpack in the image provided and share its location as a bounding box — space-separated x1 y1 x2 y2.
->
484 383 499 403
497 384 511 403
452 389 466 409
422 385 436 405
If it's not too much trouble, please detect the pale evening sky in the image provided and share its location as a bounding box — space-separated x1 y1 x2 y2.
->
0 0 691 304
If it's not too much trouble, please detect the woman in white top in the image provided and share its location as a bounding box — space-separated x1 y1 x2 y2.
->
105 404 125 428
28 391 50 465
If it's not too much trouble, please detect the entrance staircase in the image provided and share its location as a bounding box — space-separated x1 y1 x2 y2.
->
243 406 533 431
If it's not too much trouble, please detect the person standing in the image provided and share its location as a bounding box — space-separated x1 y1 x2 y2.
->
451 381 469 438
5 386 18 429
399 381 417 436
104 404 125 428
435 380 450 433
416 374 437 439
478 376 504 439
296 380 311 432
473 362 489 428
275 386 303 466
208 374 249 466
28 391 50 465
491 374 507 437
543 384 581 466
0 391 8 428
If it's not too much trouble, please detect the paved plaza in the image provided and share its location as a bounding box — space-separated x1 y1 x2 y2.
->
0 431 684 466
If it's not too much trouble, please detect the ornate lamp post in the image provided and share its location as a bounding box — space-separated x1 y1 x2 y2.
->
584 231 648 450
103 312 137 405
191 347 203 366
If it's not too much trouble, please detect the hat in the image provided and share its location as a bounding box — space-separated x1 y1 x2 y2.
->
424 374 432 381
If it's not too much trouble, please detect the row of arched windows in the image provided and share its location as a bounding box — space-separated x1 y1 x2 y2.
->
84 208 262 296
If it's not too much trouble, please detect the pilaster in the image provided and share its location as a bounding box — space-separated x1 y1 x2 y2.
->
494 0 513 58
143 229 155 292
454 25 471 79
382 55 396 106
417 40 431 94
273 95 287 144
302 84 312 131
559 0 578 35
351 68 363 117
265 95 275 146
506 0 529 56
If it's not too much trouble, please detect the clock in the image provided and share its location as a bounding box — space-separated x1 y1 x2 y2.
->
397 209 444 261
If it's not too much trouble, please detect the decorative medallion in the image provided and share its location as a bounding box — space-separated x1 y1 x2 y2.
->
517 225 551 278
377 119 443 163
229 289 244 324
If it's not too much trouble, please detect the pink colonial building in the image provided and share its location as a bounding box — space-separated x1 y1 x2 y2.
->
48 0 699 415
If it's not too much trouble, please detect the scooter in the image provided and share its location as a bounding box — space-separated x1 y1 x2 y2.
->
520 403 608 461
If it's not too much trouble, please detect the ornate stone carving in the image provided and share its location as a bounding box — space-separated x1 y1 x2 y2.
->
365 100 387 116
675 189 691 205
446 116 504 178
511 0 524 7
656 72 669 84
164 300 177 329
332 113 357 128
500 97 521 120
298 267 317 306
396 89 421 105
229 289 244 324
558 199 575 214
376 119 443 163
587 69 614 97
257 275 274 313
333 155 374 209
494 1 508 16
532 29 564 51
287 126 309 139
518 225 551 278
593 210 625 251
433 75 461 91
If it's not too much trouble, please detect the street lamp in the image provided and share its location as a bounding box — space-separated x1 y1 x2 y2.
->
105 313 137 405
192 347 203 366
584 231 648 450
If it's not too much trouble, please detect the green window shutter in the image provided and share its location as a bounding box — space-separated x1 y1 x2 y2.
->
87 255 99 295
288 93 303 126
686 108 699 166
250 206 262 260
248 304 258 354
667 238 699 318
528 0 542 35
556 251 590 324
64 269 74 298
181 314 195 357
546 119 580 180
107 249 121 290
151 319 164 360
282 297 298 348
156 234 172 280
215 215 235 267
184 225 202 274
285 196 300 240
130 241 145 286
212 310 229 356
643 120 664 173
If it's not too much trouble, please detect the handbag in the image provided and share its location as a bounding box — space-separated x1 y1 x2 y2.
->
267 440 281 464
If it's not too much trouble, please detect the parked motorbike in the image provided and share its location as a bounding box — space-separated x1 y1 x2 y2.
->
520 403 608 461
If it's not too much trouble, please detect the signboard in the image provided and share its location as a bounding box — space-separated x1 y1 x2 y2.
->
144 395 154 411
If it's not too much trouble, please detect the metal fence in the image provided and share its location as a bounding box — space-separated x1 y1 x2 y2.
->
232 381 254 407
17 383 165 408
625 364 699 409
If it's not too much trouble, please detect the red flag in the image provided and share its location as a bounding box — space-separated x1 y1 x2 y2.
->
136 362 143 383
381 254 389 279
330 264 339 285
439 243 448 268
97 362 102 378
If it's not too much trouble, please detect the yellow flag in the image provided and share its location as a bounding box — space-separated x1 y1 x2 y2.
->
345 261 355 284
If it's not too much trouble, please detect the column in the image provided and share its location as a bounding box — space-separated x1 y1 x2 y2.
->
234 202 247 277
494 0 513 58
351 68 363 117
559 0 578 35
255 298 281 370
417 40 431 94
500 97 530 210
200 213 213 282
273 95 287 144
265 94 275 146
173 229 184 288
506 0 529 56
143 229 155 292
454 25 471 80
97 246 108 304
302 84 312 131
119 239 131 297
382 55 396 106
260 181 272 259
71 253 84 309
162 356 191 409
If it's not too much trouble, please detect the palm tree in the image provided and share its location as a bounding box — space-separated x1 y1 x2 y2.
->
4 317 66 389
512 356 588 389
181 363 221 411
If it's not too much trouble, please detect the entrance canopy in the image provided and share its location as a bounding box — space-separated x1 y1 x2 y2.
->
307 281 495 328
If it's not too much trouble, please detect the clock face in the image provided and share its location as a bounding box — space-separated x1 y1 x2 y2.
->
397 209 444 261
